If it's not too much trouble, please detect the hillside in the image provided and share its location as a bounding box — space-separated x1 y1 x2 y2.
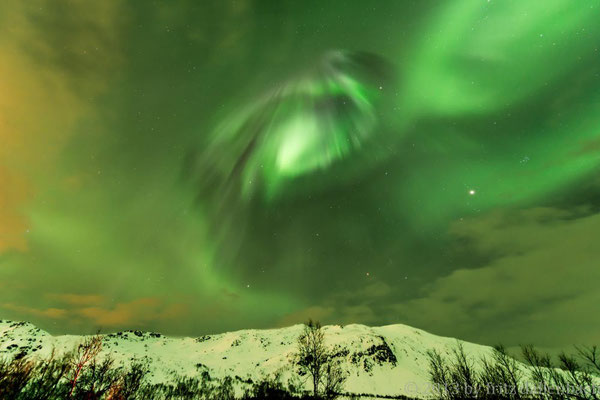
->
0 320 505 398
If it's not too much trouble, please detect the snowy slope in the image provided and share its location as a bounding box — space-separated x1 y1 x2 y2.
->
0 320 502 398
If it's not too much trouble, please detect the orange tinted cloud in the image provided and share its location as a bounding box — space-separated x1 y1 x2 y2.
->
0 166 30 251
2 303 67 319
2 295 186 329
76 297 187 327
0 1 124 252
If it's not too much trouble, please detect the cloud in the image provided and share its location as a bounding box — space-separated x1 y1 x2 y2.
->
392 206 600 349
75 297 187 328
277 305 335 327
2 294 187 331
0 166 31 251
2 303 67 319
279 206 600 351
277 281 393 327
0 0 124 252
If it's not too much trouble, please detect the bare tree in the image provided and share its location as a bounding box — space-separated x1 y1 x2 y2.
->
25 349 74 400
0 357 35 398
576 345 600 376
450 342 478 399
322 361 346 399
425 343 480 400
68 334 103 399
107 361 148 400
521 344 573 400
521 344 550 390
556 352 598 400
427 342 526 400
492 345 523 399
296 319 329 397
426 348 453 400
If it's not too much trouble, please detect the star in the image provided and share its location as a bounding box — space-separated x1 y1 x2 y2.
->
469 189 476 195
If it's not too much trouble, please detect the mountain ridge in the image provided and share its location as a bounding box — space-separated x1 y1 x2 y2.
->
0 319 503 398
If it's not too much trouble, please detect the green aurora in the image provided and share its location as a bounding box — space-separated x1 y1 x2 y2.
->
1 0 599 352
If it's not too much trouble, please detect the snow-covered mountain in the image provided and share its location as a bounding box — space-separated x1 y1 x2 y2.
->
0 320 501 398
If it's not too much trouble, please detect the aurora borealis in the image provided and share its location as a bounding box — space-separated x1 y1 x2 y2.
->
1 0 599 351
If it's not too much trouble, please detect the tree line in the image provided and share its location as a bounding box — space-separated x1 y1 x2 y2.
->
0 320 344 400
426 342 600 400
1 320 598 399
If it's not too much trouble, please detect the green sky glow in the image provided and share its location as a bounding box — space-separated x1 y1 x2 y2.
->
1 0 599 351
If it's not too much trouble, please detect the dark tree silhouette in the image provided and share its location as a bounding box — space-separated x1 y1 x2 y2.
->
297 320 329 397
295 319 346 399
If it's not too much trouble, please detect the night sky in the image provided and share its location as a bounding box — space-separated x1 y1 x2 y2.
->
1 0 599 351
